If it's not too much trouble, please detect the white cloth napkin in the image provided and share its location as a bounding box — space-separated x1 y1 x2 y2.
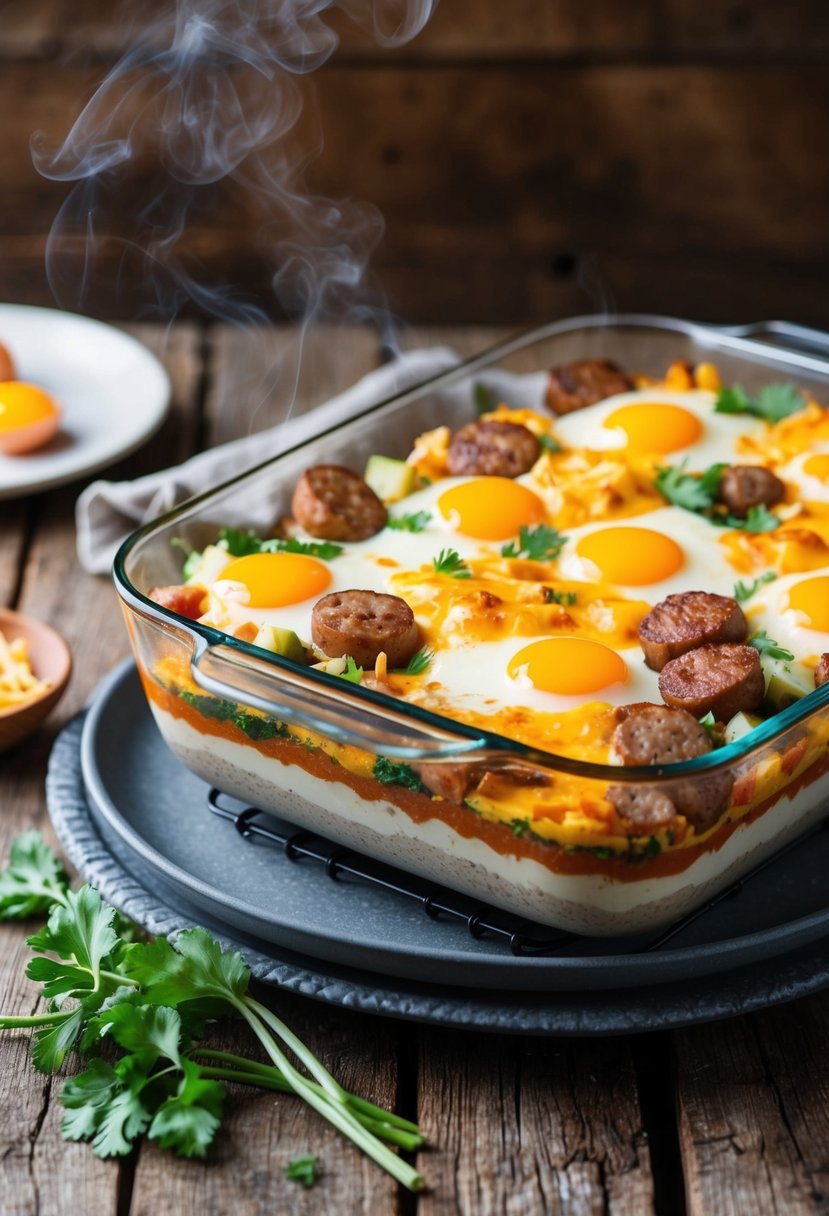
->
75 346 459 574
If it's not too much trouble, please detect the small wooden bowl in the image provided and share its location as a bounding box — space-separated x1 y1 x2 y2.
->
0 609 72 752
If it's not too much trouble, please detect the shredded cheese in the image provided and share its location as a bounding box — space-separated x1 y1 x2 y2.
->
0 628 49 709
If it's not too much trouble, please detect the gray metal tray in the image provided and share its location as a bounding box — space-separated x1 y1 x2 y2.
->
64 661 829 995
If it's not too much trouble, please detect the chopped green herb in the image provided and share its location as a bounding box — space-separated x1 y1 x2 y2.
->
538 433 562 453
750 630 795 662
393 646 434 676
386 511 432 533
432 549 472 579
285 1154 319 1188
473 382 497 415
500 525 568 562
654 460 725 513
218 528 343 561
542 587 577 606
339 657 364 685
715 382 805 424
698 711 717 735
179 691 286 740
733 571 777 603
510 819 532 838
372 757 425 793
0 831 70 921
724 504 780 533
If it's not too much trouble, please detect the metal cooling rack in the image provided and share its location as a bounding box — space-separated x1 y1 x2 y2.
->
207 789 827 958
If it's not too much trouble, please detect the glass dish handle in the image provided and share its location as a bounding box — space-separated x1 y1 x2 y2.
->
190 641 489 762
718 320 829 361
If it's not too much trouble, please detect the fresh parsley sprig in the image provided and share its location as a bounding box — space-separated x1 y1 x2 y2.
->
654 460 725 513
219 528 343 561
749 630 795 662
733 571 777 603
339 657 364 684
715 382 805 424
432 549 472 578
500 524 568 562
393 645 434 676
0 834 425 1188
386 511 431 533
723 505 780 533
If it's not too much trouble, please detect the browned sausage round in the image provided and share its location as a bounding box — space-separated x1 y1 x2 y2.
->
311 589 420 669
292 465 386 542
607 703 732 833
815 653 829 688
658 643 764 722
638 591 748 672
417 762 484 804
447 420 541 478
717 465 785 517
148 584 207 621
546 358 633 415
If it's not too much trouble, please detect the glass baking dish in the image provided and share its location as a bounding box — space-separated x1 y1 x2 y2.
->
114 314 829 936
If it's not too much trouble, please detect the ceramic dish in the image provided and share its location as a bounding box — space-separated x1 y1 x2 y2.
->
0 303 170 498
113 315 829 935
0 608 71 750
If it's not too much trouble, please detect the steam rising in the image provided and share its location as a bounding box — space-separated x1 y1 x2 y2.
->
33 0 437 327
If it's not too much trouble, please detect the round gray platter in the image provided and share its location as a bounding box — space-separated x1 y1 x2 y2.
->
44 661 829 1034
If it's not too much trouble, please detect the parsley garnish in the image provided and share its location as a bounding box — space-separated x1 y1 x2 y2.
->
372 757 425 792
500 524 568 562
750 630 795 662
285 1154 318 1188
543 587 577 606
473 383 497 415
538 433 562 453
432 548 472 578
733 571 777 603
394 646 434 676
0 833 425 1188
715 382 805 424
698 711 718 736
219 528 343 561
511 819 532 837
654 460 725 513
724 504 780 533
339 657 364 684
387 511 431 533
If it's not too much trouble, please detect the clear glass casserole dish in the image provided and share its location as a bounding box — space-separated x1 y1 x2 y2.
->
114 314 829 936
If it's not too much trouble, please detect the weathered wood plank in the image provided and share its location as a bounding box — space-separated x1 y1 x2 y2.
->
416 1027 655 1215
1 64 828 326
0 502 28 606
675 996 829 1215
0 323 203 1216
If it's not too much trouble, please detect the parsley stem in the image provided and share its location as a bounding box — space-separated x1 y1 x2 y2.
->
0 1011 72 1027
98 970 140 988
245 995 347 1104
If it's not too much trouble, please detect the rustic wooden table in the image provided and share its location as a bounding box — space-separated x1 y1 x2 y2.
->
1 323 828 1216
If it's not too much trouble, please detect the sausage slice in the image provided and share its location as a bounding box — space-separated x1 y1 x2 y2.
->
659 643 764 722
311 589 420 669
638 591 748 672
292 465 386 542
148 584 207 621
815 653 829 688
607 703 732 833
447 420 540 478
546 358 633 416
418 762 485 804
717 465 785 517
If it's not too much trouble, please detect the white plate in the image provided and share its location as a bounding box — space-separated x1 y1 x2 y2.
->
0 304 170 499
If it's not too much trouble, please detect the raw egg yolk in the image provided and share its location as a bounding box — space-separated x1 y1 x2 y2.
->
0 382 61 455
788 576 829 632
222 553 331 608
508 637 628 696
577 527 684 585
438 478 545 541
803 454 829 483
603 403 702 454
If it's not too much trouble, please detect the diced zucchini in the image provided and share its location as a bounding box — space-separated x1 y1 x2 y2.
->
364 454 416 504
253 625 307 663
723 710 763 745
761 656 813 711
184 544 232 587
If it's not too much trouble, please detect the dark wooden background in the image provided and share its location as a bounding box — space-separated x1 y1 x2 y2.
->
1 0 828 328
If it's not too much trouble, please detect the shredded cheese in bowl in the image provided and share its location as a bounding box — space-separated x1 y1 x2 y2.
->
0 628 50 710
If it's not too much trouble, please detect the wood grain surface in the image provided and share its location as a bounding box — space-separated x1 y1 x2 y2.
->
1 322 828 1215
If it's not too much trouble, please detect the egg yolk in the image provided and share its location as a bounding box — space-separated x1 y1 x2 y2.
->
603 403 702 454
577 527 684 585
221 553 331 608
438 478 545 541
508 637 628 696
0 382 61 455
788 576 829 632
803 454 829 483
